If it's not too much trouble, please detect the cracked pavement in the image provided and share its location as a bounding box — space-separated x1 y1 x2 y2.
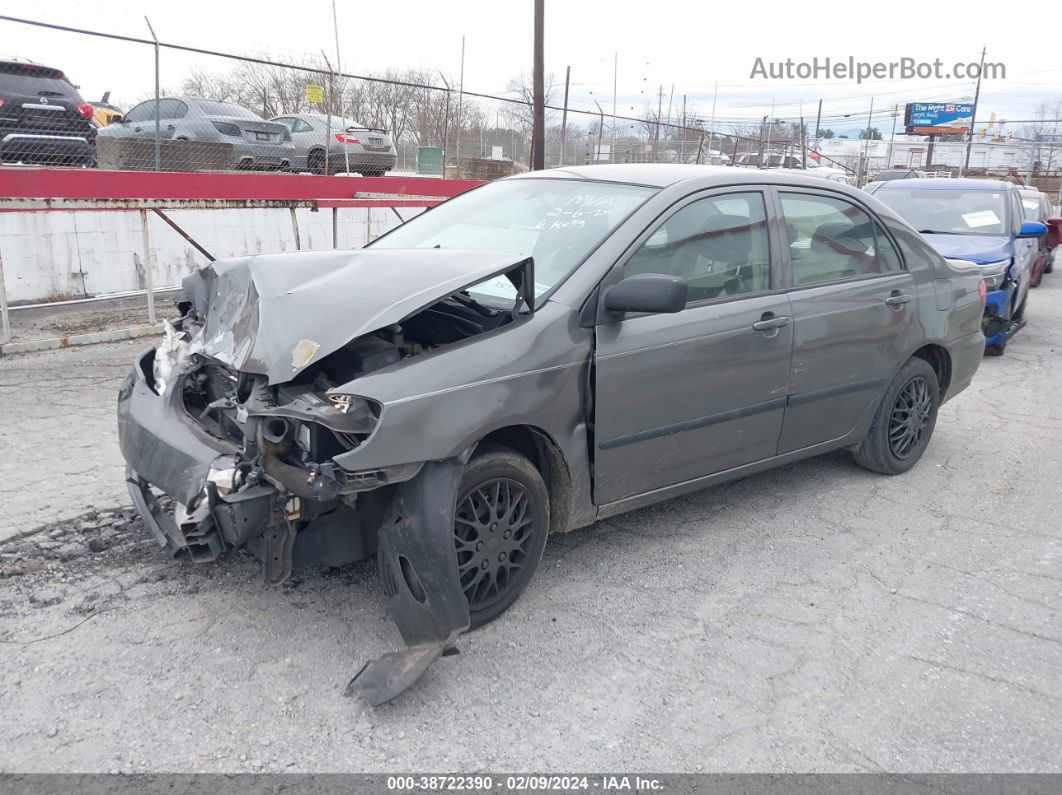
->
0 278 1060 773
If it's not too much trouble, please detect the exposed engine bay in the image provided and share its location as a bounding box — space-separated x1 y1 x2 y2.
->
118 248 536 705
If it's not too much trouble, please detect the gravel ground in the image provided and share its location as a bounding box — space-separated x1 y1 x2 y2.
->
0 278 1060 773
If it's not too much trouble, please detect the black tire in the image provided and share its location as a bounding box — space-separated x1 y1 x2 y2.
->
853 358 940 475
307 149 325 175
1045 253 1054 274
984 342 1007 356
454 446 549 629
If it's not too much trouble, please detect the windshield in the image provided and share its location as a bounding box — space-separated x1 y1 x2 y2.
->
875 188 1010 236
370 178 656 300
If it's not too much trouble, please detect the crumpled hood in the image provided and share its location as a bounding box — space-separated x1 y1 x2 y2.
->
922 233 1012 265
182 248 530 385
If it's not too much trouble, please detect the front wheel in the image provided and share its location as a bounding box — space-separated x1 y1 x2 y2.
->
454 447 549 629
853 358 940 475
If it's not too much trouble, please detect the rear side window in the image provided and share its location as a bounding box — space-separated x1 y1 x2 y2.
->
292 118 314 133
625 191 771 301
780 192 903 286
123 102 154 123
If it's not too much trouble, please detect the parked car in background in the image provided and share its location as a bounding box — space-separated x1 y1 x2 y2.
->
1019 188 1054 287
804 166 856 186
118 164 986 704
735 152 805 169
97 97 294 170
90 91 124 128
872 169 926 182
874 178 1046 356
270 113 397 176
0 59 96 166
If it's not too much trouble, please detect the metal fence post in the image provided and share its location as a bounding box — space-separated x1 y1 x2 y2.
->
332 206 339 249
139 209 157 324
290 207 301 250
0 248 11 344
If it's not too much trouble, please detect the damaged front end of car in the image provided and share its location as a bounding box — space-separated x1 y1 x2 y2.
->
116 247 535 704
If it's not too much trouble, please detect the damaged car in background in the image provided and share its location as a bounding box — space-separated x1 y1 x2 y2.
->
118 165 987 705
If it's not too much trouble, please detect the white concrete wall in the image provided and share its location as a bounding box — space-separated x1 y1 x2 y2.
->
0 205 423 304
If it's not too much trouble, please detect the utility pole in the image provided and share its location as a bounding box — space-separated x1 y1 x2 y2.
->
962 46 987 177
531 0 545 170
888 103 898 168
708 80 718 163
611 52 617 163
654 84 664 158
144 16 160 172
860 97 874 184
456 35 466 165
558 65 570 167
814 98 822 140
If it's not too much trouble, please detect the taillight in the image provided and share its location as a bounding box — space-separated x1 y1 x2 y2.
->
335 132 360 144
978 280 987 306
0 97 6 110
75 102 93 119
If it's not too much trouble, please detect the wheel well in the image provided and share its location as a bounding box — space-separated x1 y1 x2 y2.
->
477 426 573 535
911 344 952 397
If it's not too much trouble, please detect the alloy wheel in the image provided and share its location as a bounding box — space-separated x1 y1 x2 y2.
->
454 477 538 611
888 376 932 459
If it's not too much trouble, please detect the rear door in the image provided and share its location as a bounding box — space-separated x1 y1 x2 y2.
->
775 188 916 453
593 188 793 504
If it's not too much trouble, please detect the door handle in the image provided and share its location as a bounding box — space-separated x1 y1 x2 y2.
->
885 293 912 307
752 315 792 331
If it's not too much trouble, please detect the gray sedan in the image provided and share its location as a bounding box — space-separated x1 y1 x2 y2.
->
97 97 294 170
117 164 986 704
270 113 397 175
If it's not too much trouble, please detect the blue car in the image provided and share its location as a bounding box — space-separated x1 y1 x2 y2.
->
873 179 1047 355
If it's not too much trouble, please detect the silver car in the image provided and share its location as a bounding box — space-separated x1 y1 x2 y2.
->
98 97 294 170
270 113 397 176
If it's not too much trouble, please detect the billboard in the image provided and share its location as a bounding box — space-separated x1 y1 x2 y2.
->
904 102 974 135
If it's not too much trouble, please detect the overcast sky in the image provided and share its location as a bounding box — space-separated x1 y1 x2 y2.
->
2 0 1060 136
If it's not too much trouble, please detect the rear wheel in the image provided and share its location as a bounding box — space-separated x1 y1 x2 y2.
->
454 447 549 629
307 149 325 174
853 358 940 475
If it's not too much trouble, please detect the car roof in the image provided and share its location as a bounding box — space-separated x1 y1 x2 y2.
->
875 177 1014 191
507 163 863 191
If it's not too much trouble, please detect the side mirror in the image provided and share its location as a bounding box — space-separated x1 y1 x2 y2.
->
1019 220 1047 238
604 273 688 315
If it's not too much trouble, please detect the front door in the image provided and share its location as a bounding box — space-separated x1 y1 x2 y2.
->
774 189 917 453
593 189 793 505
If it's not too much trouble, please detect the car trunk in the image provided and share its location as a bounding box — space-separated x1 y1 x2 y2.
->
215 116 288 145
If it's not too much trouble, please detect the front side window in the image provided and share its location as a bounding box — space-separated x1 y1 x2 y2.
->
625 192 771 301
874 187 1009 236
292 118 314 133
781 193 902 285
371 178 656 301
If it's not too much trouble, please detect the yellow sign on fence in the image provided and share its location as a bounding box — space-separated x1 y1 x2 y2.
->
305 84 324 104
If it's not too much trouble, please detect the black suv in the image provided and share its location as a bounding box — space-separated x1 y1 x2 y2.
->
0 60 96 166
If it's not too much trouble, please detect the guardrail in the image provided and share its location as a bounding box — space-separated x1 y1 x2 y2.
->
0 168 482 352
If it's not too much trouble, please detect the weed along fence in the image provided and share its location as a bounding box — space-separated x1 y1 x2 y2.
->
0 169 481 352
